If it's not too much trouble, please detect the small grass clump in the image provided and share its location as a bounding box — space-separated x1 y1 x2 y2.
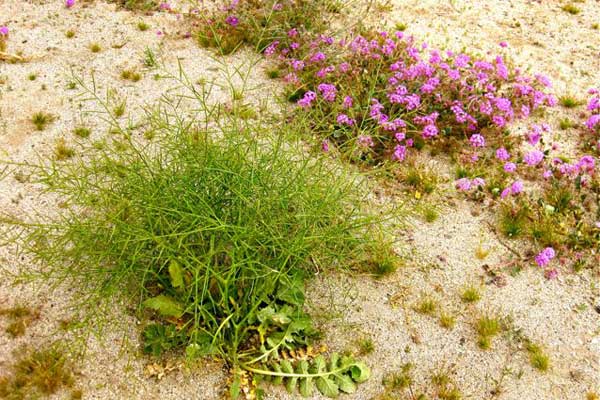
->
137 21 150 31
415 297 437 315
0 306 39 337
73 126 91 138
460 286 481 303
559 95 583 108
65 30 75 38
89 43 101 53
559 118 576 130
112 100 126 117
54 139 75 161
562 3 581 14
0 345 78 399
525 342 550 372
439 312 456 330
357 337 375 355
475 315 502 350
27 73 37 81
31 112 54 131
120 69 142 82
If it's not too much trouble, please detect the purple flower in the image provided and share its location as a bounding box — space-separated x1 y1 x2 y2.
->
469 134 485 148
298 91 316 108
159 2 171 10
503 162 517 173
586 114 600 131
472 177 485 187
496 147 510 161
499 41 508 48
455 178 471 191
317 83 337 102
225 15 239 27
422 124 438 139
535 247 556 267
510 180 524 194
343 96 353 109
65 0 75 7
523 149 544 166
393 145 406 161
0 26 8 36
336 113 354 126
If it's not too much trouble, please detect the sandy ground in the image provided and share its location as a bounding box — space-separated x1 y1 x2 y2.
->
0 1 599 399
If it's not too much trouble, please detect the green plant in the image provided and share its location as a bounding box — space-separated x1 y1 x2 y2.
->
559 95 583 108
0 305 39 337
143 47 158 68
562 4 581 14
54 139 75 160
66 30 75 38
31 112 54 131
415 298 437 315
475 315 502 350
0 345 78 399
120 69 142 82
460 286 481 303
73 126 91 138
113 100 126 117
439 312 455 330
592 23 599 30
357 337 375 355
27 73 37 81
525 342 550 372
137 21 150 31
109 0 159 11
395 22 407 31
559 118 575 130
90 43 101 53
2 78 396 397
266 67 281 79
499 202 530 238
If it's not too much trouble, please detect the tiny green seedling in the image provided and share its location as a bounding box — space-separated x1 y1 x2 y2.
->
559 118 575 130
415 297 437 315
113 100 126 117
562 4 581 14
54 138 75 160
475 315 502 350
90 43 101 53
559 95 582 108
460 286 481 303
65 30 75 38
73 126 91 138
526 342 550 372
31 112 55 131
439 312 456 329
120 69 142 82
28 73 37 81
137 21 150 31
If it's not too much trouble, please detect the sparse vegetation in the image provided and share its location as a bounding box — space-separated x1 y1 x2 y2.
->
31 112 54 131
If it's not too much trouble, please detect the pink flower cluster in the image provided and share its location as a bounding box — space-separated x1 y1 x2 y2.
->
535 247 555 267
271 30 555 161
586 88 600 138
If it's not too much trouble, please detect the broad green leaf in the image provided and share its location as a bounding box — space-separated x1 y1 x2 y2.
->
257 306 275 323
349 362 371 383
168 260 184 289
298 360 312 397
334 374 356 394
316 377 339 398
280 359 294 374
143 295 184 318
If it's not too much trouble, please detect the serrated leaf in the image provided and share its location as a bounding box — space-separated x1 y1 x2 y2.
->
298 360 312 397
280 359 294 374
334 374 356 394
143 295 184 318
272 363 283 385
313 355 326 373
349 362 371 383
329 353 340 370
316 376 339 398
168 260 184 289
285 376 297 394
